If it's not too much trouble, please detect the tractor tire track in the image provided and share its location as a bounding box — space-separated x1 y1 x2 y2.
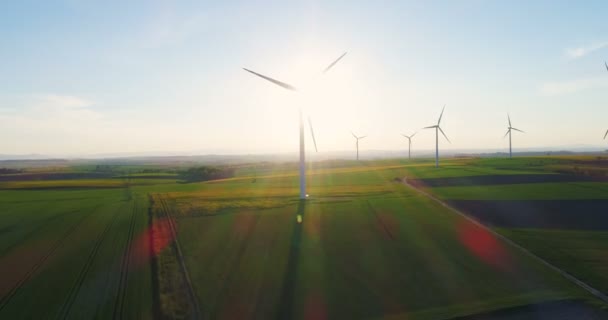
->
112 196 139 320
55 204 123 320
158 195 201 319
366 200 395 241
0 205 101 312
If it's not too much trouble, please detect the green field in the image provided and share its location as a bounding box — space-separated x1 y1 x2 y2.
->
404 156 608 307
0 158 606 319
0 188 153 318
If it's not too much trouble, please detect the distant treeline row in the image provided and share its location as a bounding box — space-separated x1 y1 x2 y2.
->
0 168 25 174
179 166 235 182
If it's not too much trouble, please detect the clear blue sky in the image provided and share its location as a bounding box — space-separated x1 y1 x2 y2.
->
1 0 607 156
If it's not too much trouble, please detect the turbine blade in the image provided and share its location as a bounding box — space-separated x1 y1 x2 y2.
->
508 113 512 127
438 126 451 143
323 52 348 74
423 125 437 129
605 61 608 72
604 129 608 139
359 136 367 140
243 68 297 91
308 117 318 152
511 127 524 133
503 129 511 138
351 131 358 139
437 105 446 125
411 132 417 138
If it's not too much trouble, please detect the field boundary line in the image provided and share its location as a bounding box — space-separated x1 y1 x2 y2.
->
402 177 608 304
158 194 202 319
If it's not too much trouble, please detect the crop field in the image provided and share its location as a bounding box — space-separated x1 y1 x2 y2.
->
1 158 607 319
405 156 608 300
0 187 154 319
152 161 606 319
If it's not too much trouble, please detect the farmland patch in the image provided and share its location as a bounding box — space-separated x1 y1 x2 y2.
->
448 200 608 230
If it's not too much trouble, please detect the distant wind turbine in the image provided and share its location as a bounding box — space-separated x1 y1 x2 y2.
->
243 52 347 199
351 132 367 160
605 61 608 72
604 128 608 140
401 132 417 160
424 105 450 168
504 114 524 159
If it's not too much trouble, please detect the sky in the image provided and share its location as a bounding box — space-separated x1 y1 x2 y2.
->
1 0 607 157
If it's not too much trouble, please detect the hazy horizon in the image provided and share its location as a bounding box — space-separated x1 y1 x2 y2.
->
1 1 608 155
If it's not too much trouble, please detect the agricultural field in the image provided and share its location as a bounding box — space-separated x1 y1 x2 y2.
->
405 156 608 302
0 158 607 319
147 160 606 319
0 188 154 319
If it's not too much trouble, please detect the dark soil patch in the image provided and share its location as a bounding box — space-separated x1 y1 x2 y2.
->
410 174 608 188
448 199 608 230
450 299 608 320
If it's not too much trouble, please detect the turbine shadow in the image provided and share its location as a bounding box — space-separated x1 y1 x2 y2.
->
276 200 306 320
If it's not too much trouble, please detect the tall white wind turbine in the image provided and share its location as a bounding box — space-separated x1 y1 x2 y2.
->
504 114 524 159
603 62 607 143
351 132 367 160
243 52 347 200
424 105 450 168
401 132 417 160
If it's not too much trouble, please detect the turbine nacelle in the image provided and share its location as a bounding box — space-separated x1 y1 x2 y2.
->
351 131 367 141
424 105 450 143
424 106 450 168
401 132 416 142
243 52 348 199
504 114 525 137
504 114 524 159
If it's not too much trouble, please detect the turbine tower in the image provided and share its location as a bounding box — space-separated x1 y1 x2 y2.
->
351 132 367 160
424 105 450 168
504 114 524 159
401 132 417 160
243 52 347 199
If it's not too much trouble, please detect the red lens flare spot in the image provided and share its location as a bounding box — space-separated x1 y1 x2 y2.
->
458 221 511 270
304 292 328 320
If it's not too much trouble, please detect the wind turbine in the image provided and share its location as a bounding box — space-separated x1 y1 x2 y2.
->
243 52 347 200
504 114 524 159
401 132 417 160
424 105 450 168
351 132 367 160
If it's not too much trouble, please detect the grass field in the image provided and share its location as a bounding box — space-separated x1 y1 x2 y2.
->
154 161 602 319
0 157 606 319
404 156 608 310
0 188 154 319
